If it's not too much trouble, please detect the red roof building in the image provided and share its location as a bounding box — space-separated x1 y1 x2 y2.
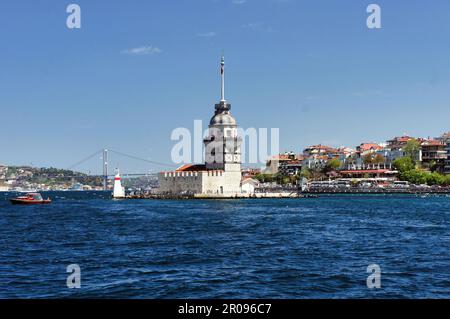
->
356 143 383 155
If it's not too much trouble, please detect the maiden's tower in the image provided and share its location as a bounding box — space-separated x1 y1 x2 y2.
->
158 56 243 197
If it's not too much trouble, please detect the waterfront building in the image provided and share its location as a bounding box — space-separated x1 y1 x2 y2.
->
0 165 7 180
420 139 447 172
300 145 340 171
264 152 303 175
376 148 404 165
384 135 428 163
356 143 383 157
386 135 415 152
264 153 292 174
442 133 450 174
339 166 398 180
0 183 9 192
158 57 243 196
241 168 261 179
241 178 259 194
302 155 328 170
336 147 356 158
278 159 303 176
303 145 337 158
446 143 450 175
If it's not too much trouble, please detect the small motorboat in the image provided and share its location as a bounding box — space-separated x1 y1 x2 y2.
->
10 193 52 205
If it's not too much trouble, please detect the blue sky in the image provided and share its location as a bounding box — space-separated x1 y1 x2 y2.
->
1 0 450 174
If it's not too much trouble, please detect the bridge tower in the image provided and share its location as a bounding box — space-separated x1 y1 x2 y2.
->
103 149 108 190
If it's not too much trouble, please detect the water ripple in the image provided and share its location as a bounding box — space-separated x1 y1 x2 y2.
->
0 192 449 298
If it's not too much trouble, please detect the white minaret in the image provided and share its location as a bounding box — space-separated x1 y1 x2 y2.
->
112 168 125 199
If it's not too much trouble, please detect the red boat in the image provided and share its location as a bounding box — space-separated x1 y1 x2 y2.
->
10 193 52 205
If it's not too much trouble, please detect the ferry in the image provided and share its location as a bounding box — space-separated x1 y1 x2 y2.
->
10 193 52 205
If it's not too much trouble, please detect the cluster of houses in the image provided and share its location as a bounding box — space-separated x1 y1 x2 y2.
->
0 165 34 192
0 165 9 191
0 165 104 192
263 132 450 181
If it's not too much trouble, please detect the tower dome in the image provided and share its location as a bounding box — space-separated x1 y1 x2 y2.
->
209 113 237 126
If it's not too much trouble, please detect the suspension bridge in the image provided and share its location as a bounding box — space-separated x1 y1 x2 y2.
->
66 149 178 190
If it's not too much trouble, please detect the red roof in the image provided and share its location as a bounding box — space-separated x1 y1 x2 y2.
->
340 169 392 174
392 136 413 143
357 143 383 152
176 164 207 172
421 139 444 146
270 154 303 161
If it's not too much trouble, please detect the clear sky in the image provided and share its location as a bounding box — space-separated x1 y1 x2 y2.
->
1 0 449 174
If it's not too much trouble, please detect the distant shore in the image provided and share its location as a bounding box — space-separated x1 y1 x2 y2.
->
304 187 450 195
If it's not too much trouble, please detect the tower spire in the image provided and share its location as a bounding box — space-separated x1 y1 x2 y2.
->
220 55 225 102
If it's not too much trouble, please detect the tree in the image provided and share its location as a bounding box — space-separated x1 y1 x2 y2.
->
324 158 342 173
426 172 445 186
393 157 415 173
363 153 385 164
299 167 312 179
399 169 447 186
445 175 450 186
401 169 426 185
254 173 274 183
428 160 438 173
404 139 421 163
373 153 385 164
362 153 374 164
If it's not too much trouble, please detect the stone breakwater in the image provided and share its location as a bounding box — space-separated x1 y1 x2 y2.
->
125 187 450 199
126 192 302 200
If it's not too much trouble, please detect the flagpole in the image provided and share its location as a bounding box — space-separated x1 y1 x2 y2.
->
221 55 225 102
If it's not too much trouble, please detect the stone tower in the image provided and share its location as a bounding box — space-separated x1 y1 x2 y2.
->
204 56 242 178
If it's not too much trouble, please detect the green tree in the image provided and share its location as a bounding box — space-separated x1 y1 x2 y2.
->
299 167 312 179
393 157 415 173
324 158 342 173
426 172 445 185
254 173 274 183
445 175 450 186
400 169 447 186
401 169 426 185
428 160 438 172
404 139 421 163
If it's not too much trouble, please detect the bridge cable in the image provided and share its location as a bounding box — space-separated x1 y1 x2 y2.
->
67 149 103 171
109 150 178 169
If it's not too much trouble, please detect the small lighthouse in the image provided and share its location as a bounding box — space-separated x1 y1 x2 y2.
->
112 169 126 199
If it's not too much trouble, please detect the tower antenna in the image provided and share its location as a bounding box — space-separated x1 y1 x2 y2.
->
220 54 225 102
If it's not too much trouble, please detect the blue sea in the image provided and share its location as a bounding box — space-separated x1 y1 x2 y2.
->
0 191 449 298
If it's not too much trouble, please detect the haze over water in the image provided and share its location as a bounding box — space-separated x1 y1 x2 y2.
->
0 192 449 298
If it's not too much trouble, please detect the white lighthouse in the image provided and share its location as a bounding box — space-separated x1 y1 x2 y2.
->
112 169 126 199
